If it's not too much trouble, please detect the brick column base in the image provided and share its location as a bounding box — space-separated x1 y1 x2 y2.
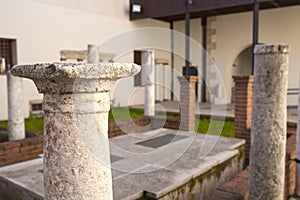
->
233 75 253 165
178 76 197 132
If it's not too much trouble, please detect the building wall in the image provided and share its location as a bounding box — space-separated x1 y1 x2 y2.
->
171 6 299 106
0 0 168 120
214 6 300 105
0 0 299 120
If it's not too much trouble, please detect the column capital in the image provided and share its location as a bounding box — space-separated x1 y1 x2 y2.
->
11 63 140 94
254 44 289 55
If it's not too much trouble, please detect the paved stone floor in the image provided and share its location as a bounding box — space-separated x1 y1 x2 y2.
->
0 128 245 200
290 196 300 200
131 101 298 123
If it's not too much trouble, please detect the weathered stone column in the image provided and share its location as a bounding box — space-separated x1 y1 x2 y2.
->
7 67 25 141
11 63 140 200
142 50 155 116
87 44 99 64
178 76 197 132
233 75 253 164
249 44 289 200
296 78 300 196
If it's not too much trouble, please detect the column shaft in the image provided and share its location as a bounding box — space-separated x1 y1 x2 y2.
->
87 44 99 64
7 71 25 141
142 50 155 116
43 92 112 199
249 44 289 199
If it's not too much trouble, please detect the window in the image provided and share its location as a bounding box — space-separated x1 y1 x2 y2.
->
30 100 43 116
32 103 42 112
0 38 16 74
133 51 142 87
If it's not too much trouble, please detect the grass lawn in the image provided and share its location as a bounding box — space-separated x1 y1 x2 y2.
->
196 118 235 138
0 116 44 136
109 108 144 122
0 108 235 139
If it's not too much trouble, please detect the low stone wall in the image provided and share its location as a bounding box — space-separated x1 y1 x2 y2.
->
150 144 245 200
0 136 43 167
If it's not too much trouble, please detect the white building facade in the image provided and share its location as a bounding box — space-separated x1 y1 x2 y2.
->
0 0 299 120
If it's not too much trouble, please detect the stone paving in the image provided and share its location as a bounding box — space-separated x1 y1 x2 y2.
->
0 128 245 200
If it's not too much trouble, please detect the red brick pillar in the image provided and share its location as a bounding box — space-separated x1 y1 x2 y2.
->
233 75 253 164
178 76 197 132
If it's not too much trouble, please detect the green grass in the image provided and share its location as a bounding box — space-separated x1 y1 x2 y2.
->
0 121 8 130
24 116 44 136
196 118 235 138
0 115 44 136
155 111 179 118
109 108 144 122
0 108 235 139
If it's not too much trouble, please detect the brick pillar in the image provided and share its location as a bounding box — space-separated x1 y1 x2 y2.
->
178 76 197 132
233 75 253 164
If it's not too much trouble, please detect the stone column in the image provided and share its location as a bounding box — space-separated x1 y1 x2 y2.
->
249 44 289 200
296 78 300 196
11 63 140 200
87 44 99 64
7 65 25 141
142 50 155 116
233 75 253 164
178 76 197 132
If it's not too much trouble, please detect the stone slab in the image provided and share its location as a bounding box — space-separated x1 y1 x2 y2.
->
136 133 188 148
0 128 245 200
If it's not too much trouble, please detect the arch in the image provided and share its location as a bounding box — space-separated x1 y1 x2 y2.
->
232 45 252 76
230 44 253 102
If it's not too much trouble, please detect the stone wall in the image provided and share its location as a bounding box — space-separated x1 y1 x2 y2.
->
150 144 245 200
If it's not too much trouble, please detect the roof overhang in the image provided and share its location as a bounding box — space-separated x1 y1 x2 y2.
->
130 0 300 22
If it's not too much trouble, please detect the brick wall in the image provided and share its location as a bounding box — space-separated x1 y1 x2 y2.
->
0 116 180 167
151 117 180 130
285 133 296 199
233 75 254 164
0 136 43 167
108 116 151 138
0 117 153 167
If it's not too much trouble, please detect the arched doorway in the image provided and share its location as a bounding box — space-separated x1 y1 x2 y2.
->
231 46 252 102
